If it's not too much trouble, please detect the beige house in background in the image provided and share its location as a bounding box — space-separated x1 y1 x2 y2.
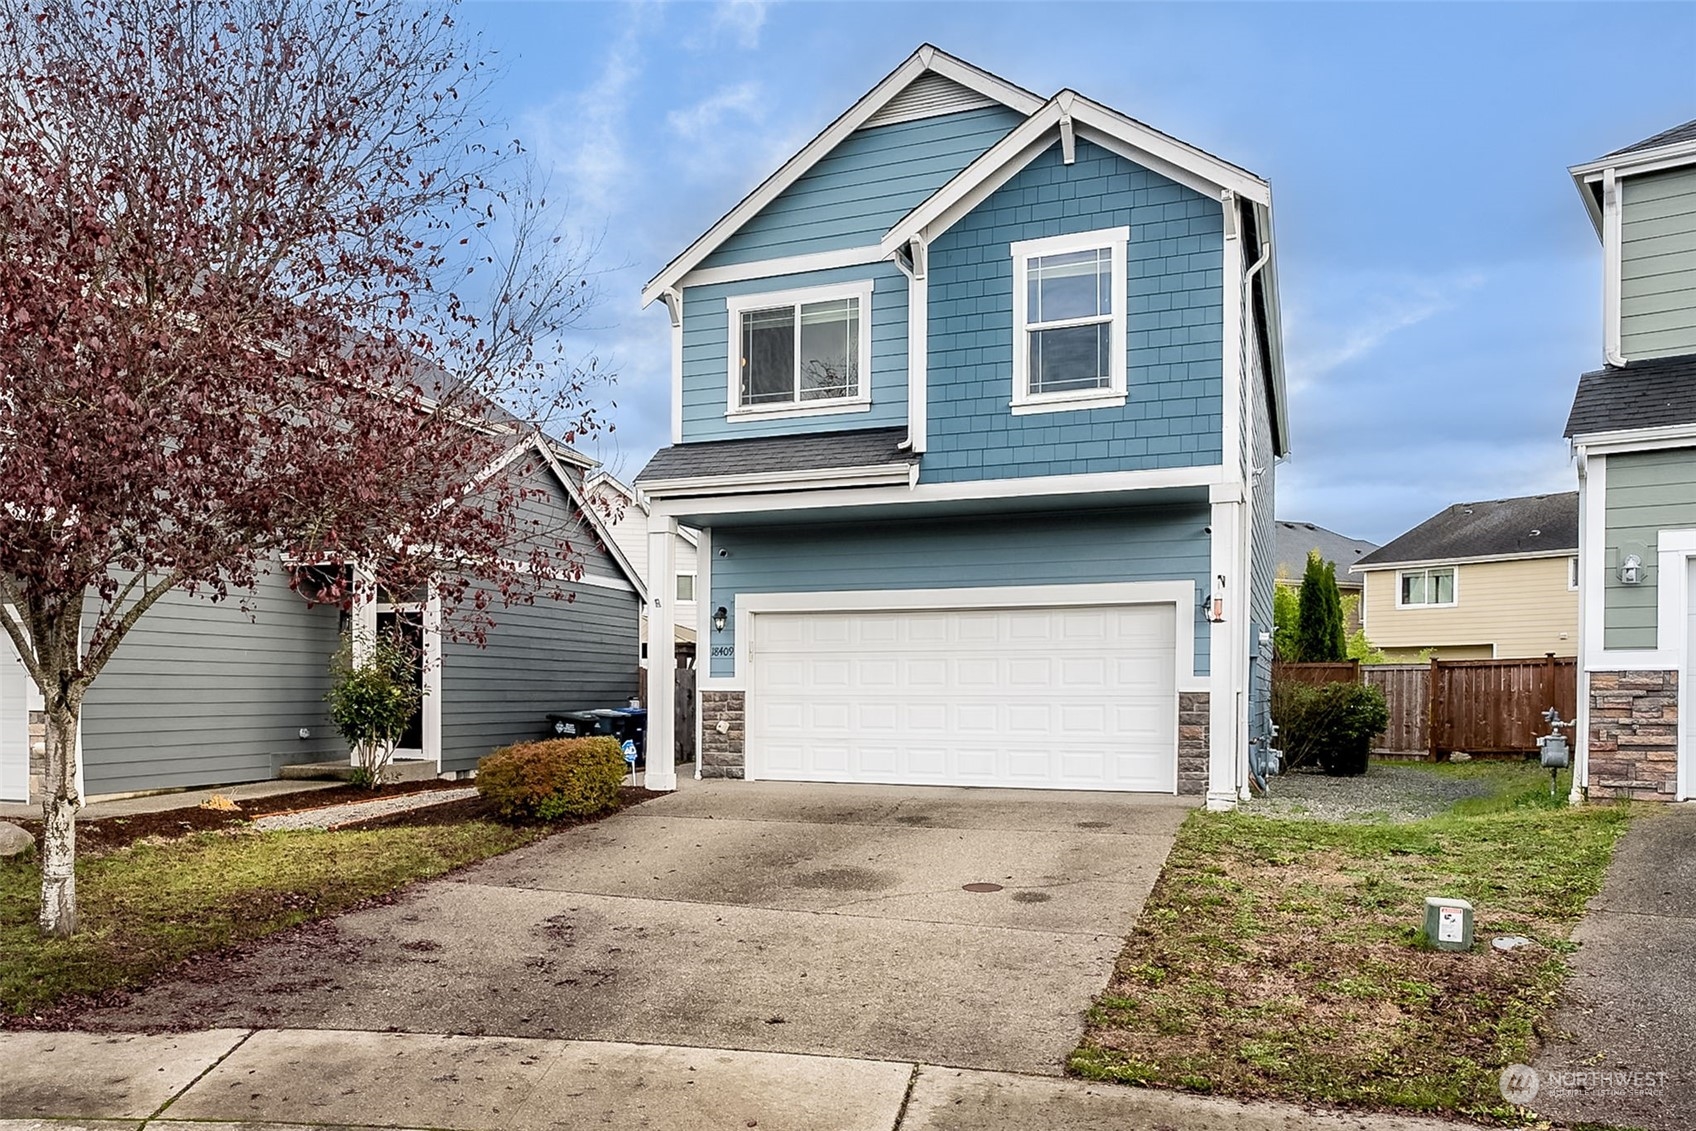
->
1352 493 1579 661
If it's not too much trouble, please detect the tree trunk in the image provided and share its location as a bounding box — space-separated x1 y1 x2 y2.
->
39 702 80 937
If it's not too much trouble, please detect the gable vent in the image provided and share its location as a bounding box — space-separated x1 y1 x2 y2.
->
862 73 996 129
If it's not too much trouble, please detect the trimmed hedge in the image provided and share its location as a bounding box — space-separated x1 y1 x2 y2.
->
1271 679 1389 777
475 736 626 822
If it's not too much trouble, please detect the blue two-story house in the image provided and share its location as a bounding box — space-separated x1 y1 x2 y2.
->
634 46 1288 809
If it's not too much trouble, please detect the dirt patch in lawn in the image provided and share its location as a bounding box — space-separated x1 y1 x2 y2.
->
11 779 472 853
1071 766 1635 1123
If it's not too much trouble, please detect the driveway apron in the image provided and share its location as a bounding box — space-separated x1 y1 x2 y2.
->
76 778 1191 1075
1531 805 1696 1131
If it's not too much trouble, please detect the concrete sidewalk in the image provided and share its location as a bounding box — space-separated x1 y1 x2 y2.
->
0 1027 1484 1130
1530 804 1696 1131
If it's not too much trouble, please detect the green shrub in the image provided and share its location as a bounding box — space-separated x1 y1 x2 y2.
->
1271 679 1389 777
327 636 424 790
475 736 626 822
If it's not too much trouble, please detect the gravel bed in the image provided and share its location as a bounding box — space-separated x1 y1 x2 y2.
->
1243 763 1495 822
252 786 480 832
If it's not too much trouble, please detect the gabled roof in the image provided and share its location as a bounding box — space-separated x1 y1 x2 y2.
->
1274 521 1377 586
1354 493 1578 570
1603 119 1696 160
1569 118 1696 235
526 434 647 601
640 45 1043 307
1566 354 1696 439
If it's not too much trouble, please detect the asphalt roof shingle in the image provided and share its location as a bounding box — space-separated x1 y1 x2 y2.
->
1354 493 1578 569
1274 521 1377 587
635 427 913 483
1566 354 1696 438
1603 119 1696 160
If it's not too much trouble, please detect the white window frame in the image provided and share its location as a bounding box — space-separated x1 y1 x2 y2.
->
1396 566 1458 609
1568 555 1580 591
725 280 874 421
1010 226 1130 416
676 572 696 602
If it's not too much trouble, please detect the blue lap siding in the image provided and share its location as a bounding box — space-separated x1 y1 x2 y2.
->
704 505 1212 680
701 106 1025 268
921 139 1225 483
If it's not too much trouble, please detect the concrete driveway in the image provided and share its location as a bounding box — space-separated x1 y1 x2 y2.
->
80 777 1191 1074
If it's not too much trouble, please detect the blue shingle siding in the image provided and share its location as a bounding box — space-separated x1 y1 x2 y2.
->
681 263 909 442
921 140 1225 483
705 504 1212 679
701 106 1026 268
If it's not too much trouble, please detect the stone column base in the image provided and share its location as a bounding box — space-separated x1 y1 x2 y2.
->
700 691 746 779
1587 670 1679 801
1178 691 1209 796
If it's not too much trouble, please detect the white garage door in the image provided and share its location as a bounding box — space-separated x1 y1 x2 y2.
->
747 603 1178 792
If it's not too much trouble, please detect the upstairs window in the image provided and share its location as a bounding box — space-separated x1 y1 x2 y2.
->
726 281 874 418
676 573 696 602
1398 567 1457 608
1011 226 1129 415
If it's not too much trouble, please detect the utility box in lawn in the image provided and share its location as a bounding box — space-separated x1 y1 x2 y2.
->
1424 896 1474 952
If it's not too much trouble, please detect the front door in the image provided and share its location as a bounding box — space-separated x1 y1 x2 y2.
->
375 603 426 758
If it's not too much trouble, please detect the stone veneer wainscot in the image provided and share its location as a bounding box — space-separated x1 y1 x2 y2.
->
1178 692 1210 796
1587 670 1679 800
700 691 746 779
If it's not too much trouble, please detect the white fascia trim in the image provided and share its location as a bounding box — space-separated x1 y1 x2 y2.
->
642 46 1043 307
641 462 917 499
724 280 875 419
1251 199 1292 459
731 580 1204 695
880 92 1268 256
570 571 639 595
682 245 888 290
532 436 649 604
1353 549 1581 573
1571 139 1696 180
1573 424 1696 455
648 462 1224 518
1010 226 1129 414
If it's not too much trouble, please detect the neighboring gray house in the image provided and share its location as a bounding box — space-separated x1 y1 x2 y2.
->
0 432 644 803
1565 118 1696 803
1273 520 1376 629
632 46 1289 810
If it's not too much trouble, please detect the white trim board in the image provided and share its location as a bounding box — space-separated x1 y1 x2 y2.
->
641 45 1043 307
645 462 1225 517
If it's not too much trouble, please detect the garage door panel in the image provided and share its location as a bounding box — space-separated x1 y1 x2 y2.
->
748 602 1179 793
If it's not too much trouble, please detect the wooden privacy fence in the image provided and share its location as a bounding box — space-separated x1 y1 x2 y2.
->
1274 656 1577 759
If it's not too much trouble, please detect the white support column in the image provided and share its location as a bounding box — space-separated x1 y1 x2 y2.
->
1207 491 1245 810
907 238 929 453
423 590 443 774
645 513 680 791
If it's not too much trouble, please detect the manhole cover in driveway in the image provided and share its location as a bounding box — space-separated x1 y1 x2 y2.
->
962 883 1004 893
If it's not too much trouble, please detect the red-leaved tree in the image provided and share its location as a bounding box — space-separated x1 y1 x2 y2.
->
0 0 609 935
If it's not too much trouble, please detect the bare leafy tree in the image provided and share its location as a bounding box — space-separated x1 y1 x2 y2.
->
0 0 608 935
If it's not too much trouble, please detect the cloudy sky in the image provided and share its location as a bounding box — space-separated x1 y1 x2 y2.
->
464 0 1695 545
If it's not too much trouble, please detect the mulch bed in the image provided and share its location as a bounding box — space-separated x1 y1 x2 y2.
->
337 785 666 832
12 778 484 853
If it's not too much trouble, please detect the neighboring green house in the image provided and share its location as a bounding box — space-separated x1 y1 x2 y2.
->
631 46 1289 808
1565 118 1696 803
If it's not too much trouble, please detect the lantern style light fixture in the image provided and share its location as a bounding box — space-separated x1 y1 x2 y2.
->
713 605 729 632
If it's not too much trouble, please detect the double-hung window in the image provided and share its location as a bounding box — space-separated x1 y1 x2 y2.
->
1010 226 1129 414
1397 567 1457 608
726 281 873 419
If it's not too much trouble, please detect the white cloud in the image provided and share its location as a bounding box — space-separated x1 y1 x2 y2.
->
667 81 763 144
710 0 768 50
520 16 647 225
1282 269 1485 394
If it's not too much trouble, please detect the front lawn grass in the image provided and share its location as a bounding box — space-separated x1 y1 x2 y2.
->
1071 763 1635 1123
1 820 540 1018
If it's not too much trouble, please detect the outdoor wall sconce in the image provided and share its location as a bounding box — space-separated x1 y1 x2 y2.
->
713 606 728 632
1618 553 1643 586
